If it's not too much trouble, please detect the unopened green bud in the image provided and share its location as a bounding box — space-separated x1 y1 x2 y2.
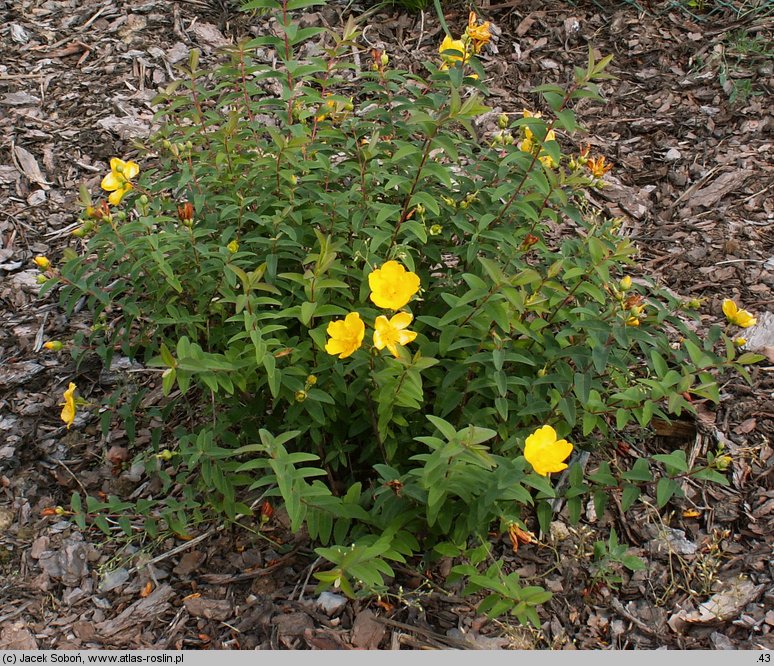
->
295 390 307 402
306 374 317 386
620 276 632 291
380 53 389 66
36 274 48 284
498 113 509 129
429 224 443 236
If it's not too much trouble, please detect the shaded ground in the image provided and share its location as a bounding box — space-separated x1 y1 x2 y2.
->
1 0 773 650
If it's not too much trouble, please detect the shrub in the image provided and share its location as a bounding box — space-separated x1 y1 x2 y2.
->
46 0 760 621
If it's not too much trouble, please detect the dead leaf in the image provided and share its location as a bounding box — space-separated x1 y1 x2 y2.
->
351 609 386 649
13 146 50 189
734 418 756 435
674 577 764 625
688 170 753 209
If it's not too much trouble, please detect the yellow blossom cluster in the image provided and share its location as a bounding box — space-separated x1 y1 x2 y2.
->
519 110 557 168
438 13 491 73
325 260 420 359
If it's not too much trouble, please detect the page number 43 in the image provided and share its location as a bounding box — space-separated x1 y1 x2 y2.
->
758 655 771 663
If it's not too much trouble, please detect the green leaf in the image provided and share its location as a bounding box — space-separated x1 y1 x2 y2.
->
621 483 640 512
656 477 676 508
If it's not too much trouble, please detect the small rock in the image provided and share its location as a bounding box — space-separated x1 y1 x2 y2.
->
1 92 40 106
166 42 189 64
0 621 38 650
647 527 697 557
709 631 735 649
99 567 130 592
30 536 49 559
27 190 47 206
316 591 347 616
272 612 313 637
665 148 682 161
550 521 570 542
189 23 229 51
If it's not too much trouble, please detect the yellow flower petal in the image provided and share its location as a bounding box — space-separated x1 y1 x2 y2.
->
107 187 127 206
60 382 77 429
101 172 122 191
123 160 140 180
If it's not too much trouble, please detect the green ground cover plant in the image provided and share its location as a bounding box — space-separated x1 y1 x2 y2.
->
37 0 762 621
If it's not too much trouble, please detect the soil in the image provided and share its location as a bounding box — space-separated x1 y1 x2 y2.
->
1 0 773 651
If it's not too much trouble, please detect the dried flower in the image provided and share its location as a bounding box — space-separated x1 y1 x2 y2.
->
466 12 491 53
177 202 194 224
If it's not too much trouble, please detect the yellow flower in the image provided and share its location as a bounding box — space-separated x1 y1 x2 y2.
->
587 155 613 178
100 158 140 206
368 260 421 310
722 299 756 328
373 312 418 357
734 337 746 347
524 425 573 476
466 12 491 53
33 255 51 270
625 316 640 327
43 341 63 351
324 312 365 359
619 275 632 291
227 240 239 254
520 110 557 167
60 382 77 429
439 35 468 66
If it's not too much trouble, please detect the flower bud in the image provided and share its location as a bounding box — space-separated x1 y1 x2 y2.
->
33 256 51 270
36 274 48 284
537 367 547 377
72 226 86 238
177 202 194 223
157 449 174 461
715 454 731 470
381 53 389 66
227 240 239 254
43 341 63 351
306 374 317 386
734 337 746 347
429 224 443 236
620 275 632 291
295 390 307 402
497 113 509 129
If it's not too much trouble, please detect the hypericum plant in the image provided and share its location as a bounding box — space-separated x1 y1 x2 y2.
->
48 0 762 621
